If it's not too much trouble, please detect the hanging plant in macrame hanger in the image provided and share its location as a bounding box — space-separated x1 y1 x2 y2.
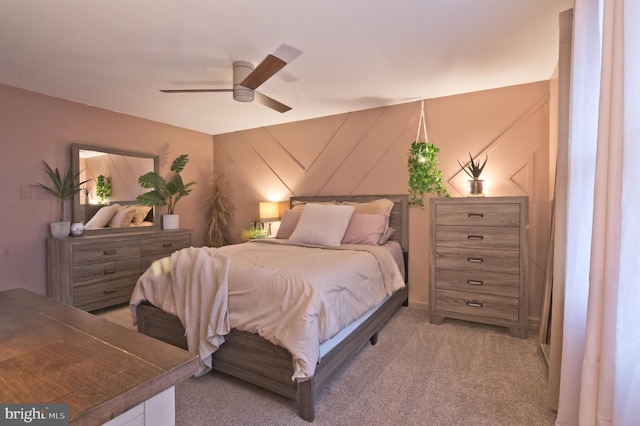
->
407 99 449 206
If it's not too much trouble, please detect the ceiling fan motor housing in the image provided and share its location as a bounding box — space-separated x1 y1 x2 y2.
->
232 61 255 102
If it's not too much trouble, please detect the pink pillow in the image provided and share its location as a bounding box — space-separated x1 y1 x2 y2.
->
342 214 389 245
275 209 302 239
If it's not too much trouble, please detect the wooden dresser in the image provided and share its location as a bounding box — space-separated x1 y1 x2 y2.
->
47 229 191 311
429 196 528 338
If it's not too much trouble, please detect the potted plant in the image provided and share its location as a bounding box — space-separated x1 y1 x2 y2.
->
407 141 449 206
240 220 267 241
95 175 112 203
137 154 196 229
458 153 488 196
81 186 91 204
35 161 90 237
204 172 235 247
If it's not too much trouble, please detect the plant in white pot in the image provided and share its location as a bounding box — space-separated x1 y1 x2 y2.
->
35 161 90 237
136 154 196 230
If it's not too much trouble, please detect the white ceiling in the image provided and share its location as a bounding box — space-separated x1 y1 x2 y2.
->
0 0 573 135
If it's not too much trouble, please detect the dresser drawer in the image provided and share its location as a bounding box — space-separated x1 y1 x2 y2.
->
435 247 520 275
73 278 137 311
435 203 521 227
434 269 519 298
47 230 192 312
73 258 141 285
141 234 191 258
434 289 519 322
435 225 519 250
73 241 141 265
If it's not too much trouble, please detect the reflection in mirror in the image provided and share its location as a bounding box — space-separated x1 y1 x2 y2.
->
71 144 159 232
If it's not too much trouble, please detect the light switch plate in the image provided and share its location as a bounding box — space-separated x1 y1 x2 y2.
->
20 185 33 199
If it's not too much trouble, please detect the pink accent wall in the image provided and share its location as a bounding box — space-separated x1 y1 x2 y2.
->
214 81 552 325
0 80 552 327
0 84 214 296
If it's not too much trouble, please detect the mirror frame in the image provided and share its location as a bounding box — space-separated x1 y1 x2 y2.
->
71 143 160 233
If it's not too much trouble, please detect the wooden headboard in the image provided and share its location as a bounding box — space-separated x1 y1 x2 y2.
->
289 194 409 253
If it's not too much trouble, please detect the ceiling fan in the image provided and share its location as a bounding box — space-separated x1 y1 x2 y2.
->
160 53 291 113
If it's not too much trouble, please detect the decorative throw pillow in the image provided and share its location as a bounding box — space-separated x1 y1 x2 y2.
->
290 200 338 211
342 214 389 245
275 209 302 239
378 227 396 245
288 203 355 247
130 205 152 224
108 205 136 228
343 199 394 231
84 204 119 229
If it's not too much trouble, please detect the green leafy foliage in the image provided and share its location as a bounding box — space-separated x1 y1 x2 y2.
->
35 161 90 222
136 154 196 214
95 174 112 203
458 153 487 180
407 141 449 206
241 220 267 241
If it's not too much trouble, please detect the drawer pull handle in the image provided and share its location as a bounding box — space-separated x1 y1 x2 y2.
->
103 269 117 275
467 257 484 263
103 288 117 294
162 242 173 248
467 279 484 286
103 249 117 255
466 301 483 308
468 213 484 218
467 235 484 240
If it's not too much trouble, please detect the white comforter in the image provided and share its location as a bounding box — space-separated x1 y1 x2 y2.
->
130 239 405 379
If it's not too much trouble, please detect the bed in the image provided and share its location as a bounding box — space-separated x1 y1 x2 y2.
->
132 194 409 422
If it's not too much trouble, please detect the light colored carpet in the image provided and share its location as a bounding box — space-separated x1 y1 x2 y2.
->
97 306 556 425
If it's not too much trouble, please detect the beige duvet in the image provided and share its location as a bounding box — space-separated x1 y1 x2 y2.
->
130 239 405 379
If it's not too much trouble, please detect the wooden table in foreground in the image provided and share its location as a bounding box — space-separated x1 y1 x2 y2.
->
0 288 198 426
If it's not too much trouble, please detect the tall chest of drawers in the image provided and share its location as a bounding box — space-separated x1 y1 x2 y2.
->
46 229 191 311
429 196 528 338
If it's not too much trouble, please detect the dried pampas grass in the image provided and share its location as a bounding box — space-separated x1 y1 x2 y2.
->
203 172 235 247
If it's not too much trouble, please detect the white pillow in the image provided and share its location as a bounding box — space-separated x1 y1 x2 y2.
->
84 205 119 229
288 203 355 247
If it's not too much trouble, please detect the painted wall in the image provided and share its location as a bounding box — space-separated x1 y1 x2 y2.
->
0 81 552 327
0 84 214 295
214 81 551 325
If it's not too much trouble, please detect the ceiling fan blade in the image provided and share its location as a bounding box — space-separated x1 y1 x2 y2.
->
240 54 286 90
160 88 232 93
255 91 291 113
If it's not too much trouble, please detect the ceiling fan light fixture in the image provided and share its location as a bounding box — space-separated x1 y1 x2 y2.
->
160 52 292 112
233 86 254 102
232 61 255 102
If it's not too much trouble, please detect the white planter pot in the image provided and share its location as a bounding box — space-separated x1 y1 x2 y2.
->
163 215 179 230
50 222 71 238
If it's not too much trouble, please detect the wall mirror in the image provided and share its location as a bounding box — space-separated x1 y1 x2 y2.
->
71 143 159 233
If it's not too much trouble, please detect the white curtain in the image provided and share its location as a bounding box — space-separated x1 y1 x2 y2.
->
556 0 640 425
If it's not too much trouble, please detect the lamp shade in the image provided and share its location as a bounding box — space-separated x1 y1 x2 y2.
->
259 202 280 221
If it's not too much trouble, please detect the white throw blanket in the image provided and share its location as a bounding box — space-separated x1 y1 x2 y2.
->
130 246 231 376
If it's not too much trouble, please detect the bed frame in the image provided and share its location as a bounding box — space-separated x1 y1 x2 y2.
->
136 194 409 422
